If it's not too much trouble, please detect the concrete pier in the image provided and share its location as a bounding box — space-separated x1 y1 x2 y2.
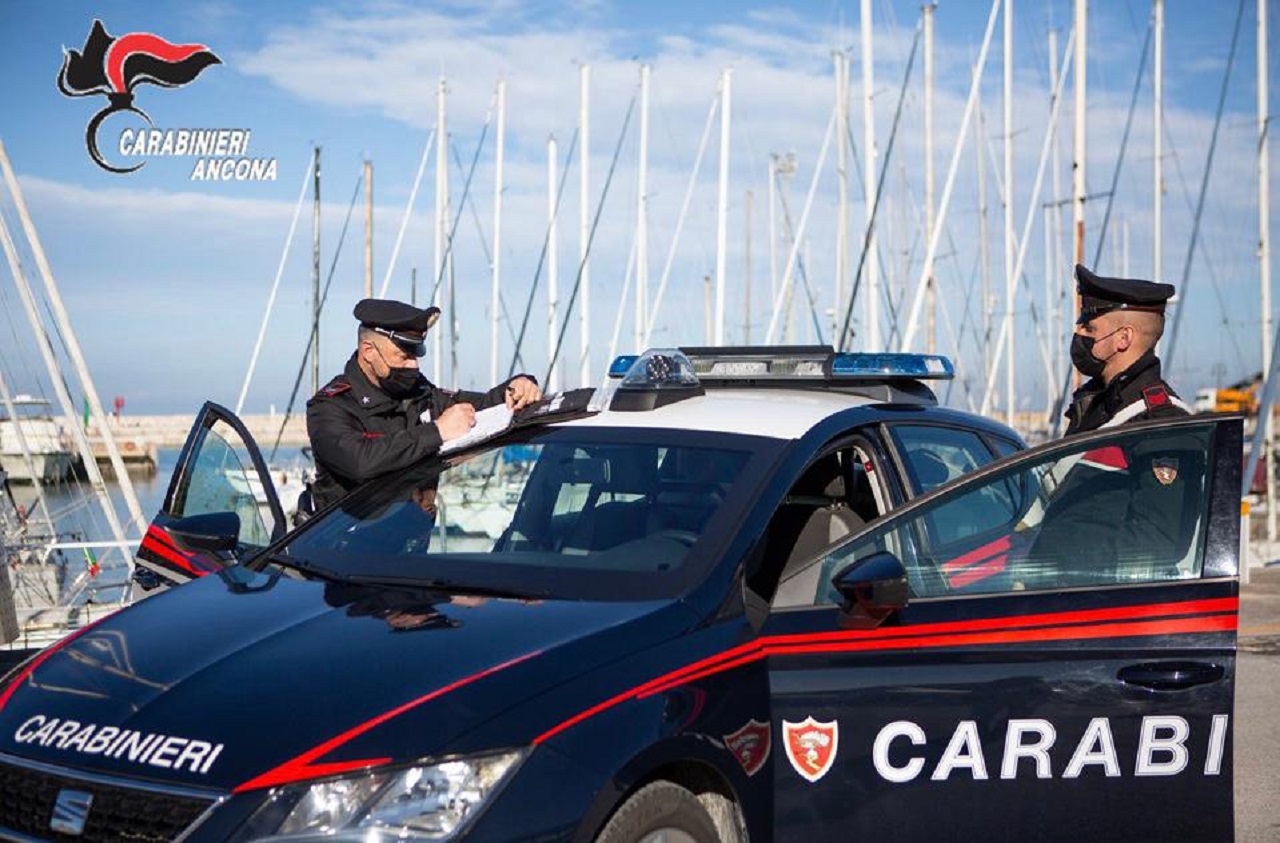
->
86 413 309 459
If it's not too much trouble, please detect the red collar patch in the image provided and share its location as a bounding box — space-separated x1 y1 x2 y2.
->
319 380 351 398
1142 385 1169 409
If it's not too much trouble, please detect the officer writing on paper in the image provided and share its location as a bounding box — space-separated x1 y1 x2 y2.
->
304 299 541 512
1064 264 1191 435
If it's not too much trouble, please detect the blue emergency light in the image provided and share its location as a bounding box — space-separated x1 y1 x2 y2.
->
829 352 954 380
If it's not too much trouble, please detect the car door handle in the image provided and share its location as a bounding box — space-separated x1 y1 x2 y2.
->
1118 661 1225 691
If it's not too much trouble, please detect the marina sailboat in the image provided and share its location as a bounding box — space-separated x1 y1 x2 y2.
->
0 395 78 484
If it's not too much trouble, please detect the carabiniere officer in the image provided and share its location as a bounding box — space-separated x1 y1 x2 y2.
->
304 299 541 512
1064 264 1191 435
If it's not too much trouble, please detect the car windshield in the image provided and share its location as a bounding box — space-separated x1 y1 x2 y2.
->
273 426 780 601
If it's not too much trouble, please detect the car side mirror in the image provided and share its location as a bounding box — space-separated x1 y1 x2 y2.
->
166 512 241 555
831 551 908 628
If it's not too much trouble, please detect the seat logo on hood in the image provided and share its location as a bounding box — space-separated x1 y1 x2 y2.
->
14 715 224 775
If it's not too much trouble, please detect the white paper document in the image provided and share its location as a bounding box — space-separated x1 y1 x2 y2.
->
439 404 514 454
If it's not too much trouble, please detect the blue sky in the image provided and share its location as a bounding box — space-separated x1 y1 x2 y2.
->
0 0 1273 417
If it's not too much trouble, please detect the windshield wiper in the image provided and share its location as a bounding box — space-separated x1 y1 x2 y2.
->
344 574 550 600
262 552 345 582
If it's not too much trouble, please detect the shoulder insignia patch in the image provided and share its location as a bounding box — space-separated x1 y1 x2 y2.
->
1142 385 1170 411
318 380 351 398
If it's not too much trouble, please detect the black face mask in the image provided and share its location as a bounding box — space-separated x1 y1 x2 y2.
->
1070 328 1121 379
374 347 422 398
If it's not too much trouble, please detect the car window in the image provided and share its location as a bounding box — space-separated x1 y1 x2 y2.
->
888 424 1017 548
776 424 1214 606
174 422 271 548
277 430 769 601
987 435 1021 459
889 425 997 494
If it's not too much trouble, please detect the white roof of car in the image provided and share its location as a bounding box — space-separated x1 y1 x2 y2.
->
555 388 879 440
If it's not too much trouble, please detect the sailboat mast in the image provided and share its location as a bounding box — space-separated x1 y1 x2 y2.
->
1073 0 1088 277
977 78 992 378
433 77 447 384
1153 0 1164 286
1049 27 1064 381
636 64 650 352
579 65 591 387
924 4 937 354
1004 0 1016 428
715 68 731 346
491 79 506 386
312 145 321 395
835 50 849 348
548 135 560 392
1259 0 1275 542
862 0 880 349
768 155 778 312
364 159 373 298
744 188 753 344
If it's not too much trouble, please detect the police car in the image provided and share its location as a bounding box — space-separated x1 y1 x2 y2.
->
0 347 1241 842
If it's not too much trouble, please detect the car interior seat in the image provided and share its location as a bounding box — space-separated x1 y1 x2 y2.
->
771 454 867 606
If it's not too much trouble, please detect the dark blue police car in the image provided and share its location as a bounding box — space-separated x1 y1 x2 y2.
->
0 347 1242 841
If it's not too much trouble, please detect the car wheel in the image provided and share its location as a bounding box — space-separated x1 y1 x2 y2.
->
596 781 722 843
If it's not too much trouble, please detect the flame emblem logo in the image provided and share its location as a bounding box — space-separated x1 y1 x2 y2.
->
57 20 220 173
782 717 839 783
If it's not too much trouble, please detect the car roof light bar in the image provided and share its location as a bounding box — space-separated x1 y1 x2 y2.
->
601 346 953 408
676 346 955 382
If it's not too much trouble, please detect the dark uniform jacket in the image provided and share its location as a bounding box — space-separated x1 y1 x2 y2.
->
1036 350 1198 587
305 354 520 511
1064 350 1189 435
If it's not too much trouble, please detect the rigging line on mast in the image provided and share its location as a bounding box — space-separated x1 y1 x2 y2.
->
974 121 1058 390
1161 110 1249 375
505 127 580 381
0 252 48 402
379 129 436 298
237 154 315 416
1164 0 1247 371
837 14 923 350
644 91 719 347
1091 18 1153 268
449 142 523 354
822 69 899 331
774 176 830 345
268 170 365 462
545 94 639 384
426 102 495 309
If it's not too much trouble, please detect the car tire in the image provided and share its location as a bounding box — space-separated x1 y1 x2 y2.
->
596 780 723 843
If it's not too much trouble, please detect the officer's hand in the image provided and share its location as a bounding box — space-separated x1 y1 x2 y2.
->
436 403 476 441
505 377 542 410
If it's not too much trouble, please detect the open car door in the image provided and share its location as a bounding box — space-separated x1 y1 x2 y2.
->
134 402 286 590
766 415 1241 842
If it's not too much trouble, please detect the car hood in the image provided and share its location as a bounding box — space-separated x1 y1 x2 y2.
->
0 570 693 792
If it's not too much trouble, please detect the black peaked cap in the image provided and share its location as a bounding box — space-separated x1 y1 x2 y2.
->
1075 264 1175 325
